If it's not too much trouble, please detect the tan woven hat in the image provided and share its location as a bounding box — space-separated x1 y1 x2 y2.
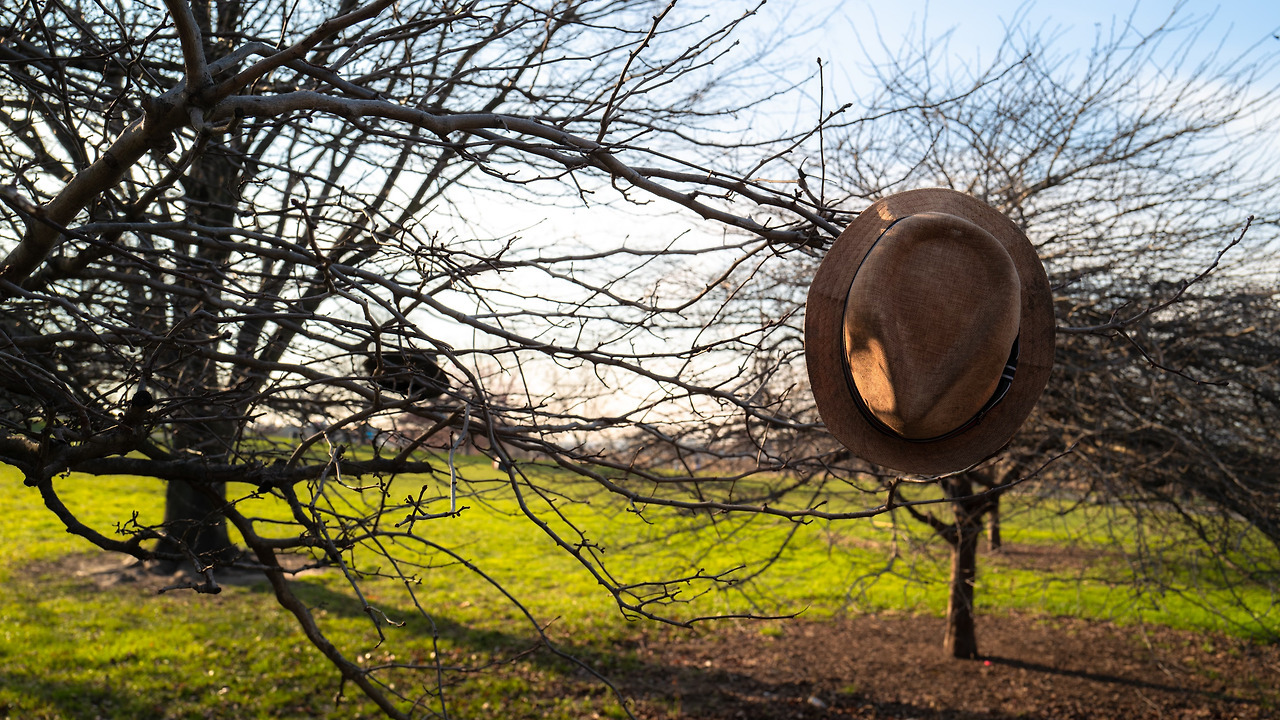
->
805 188 1054 475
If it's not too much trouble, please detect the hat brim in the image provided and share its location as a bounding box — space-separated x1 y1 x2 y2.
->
805 188 1055 475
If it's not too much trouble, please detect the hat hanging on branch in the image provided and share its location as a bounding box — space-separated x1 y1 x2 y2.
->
805 188 1055 475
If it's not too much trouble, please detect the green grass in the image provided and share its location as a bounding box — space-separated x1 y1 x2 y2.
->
1 460 1277 718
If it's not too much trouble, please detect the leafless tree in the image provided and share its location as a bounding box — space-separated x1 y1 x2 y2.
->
617 5 1280 659
0 0 917 715
819 8 1280 656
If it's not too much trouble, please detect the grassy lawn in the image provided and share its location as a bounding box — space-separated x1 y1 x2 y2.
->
1 459 1276 719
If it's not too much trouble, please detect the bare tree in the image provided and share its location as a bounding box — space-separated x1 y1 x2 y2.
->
818 8 1280 656
616 5 1280 658
0 0 889 715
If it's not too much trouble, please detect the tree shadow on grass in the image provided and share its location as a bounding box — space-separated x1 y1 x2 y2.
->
249 576 519 648
0 672 181 720
242 580 1280 719
15 554 1278 719
240 580 1038 719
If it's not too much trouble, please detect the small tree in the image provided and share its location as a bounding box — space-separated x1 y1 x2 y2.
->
822 9 1280 655
642 6 1280 657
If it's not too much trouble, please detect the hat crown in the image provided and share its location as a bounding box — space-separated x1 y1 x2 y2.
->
842 212 1021 440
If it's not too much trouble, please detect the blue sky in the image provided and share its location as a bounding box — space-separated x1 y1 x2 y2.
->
816 1 1279 55
798 1 1280 95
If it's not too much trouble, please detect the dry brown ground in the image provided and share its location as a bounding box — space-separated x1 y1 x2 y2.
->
611 613 1280 719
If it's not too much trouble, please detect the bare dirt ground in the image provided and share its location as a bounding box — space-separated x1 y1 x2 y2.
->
615 613 1280 719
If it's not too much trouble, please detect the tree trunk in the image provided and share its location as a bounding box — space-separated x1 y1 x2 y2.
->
154 5 244 570
986 495 1002 552
154 415 238 570
158 479 236 568
943 474 986 659
153 152 240 570
944 516 982 658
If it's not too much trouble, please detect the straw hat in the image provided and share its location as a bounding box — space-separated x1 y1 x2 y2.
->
805 189 1054 475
